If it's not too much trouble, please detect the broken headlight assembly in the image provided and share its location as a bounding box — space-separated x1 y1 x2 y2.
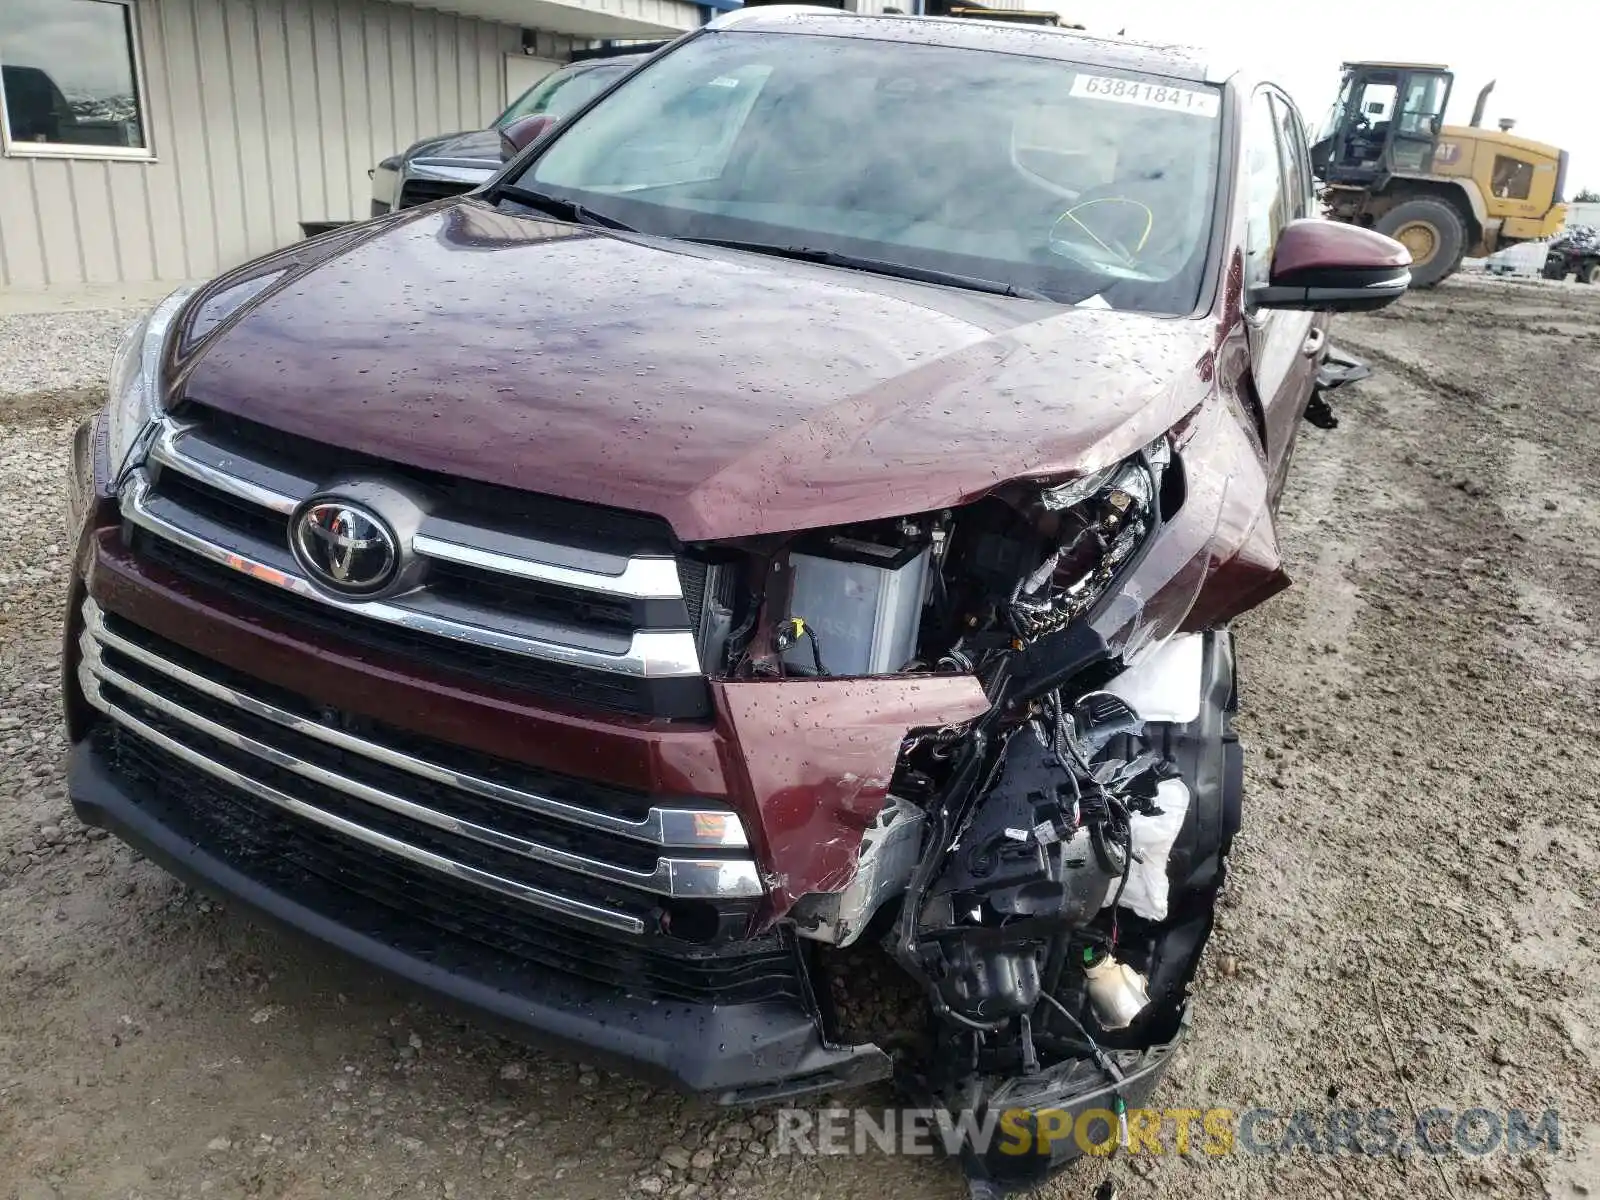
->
743 437 1174 686
769 439 1208 1190
882 440 1182 1015
784 437 1177 944
935 437 1172 667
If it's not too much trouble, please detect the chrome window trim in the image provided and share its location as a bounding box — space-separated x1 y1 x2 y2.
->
120 470 703 679
81 600 746 850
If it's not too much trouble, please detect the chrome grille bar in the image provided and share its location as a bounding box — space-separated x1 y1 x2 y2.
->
146 420 303 515
121 470 702 679
85 693 648 935
78 611 761 901
81 600 746 850
411 529 682 599
145 416 685 599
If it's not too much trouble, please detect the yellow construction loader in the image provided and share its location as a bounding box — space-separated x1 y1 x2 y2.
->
1310 63 1568 287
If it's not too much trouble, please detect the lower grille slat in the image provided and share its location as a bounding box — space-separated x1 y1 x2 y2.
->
93 728 802 1004
76 600 798 1007
99 686 647 932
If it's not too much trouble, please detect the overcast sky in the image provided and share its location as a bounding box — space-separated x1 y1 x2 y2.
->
1057 0 1600 195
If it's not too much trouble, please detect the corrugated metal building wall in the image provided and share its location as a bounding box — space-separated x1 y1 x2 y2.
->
0 0 562 289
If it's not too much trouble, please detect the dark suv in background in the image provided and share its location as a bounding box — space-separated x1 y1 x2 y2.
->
370 51 647 213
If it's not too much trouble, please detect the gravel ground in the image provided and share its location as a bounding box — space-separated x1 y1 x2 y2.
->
0 310 140 398
1 277 1597 1200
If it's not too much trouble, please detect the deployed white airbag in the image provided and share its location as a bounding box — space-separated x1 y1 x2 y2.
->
1103 776 1191 922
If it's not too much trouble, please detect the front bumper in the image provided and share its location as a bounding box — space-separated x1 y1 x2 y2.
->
59 415 986 1107
68 737 889 1101
964 1027 1184 1190
60 508 971 1101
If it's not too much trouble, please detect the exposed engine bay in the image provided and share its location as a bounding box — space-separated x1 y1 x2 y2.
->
688 439 1242 1193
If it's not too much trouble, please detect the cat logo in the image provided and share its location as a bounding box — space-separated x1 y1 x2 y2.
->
1434 141 1461 165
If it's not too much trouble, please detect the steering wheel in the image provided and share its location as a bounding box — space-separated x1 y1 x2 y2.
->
1047 197 1155 270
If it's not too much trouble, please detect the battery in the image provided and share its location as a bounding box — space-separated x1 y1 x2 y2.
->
782 535 930 676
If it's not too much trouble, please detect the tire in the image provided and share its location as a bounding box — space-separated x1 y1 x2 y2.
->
1375 197 1467 288
1581 260 1600 285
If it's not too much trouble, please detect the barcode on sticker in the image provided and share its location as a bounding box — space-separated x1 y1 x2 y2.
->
1070 74 1220 118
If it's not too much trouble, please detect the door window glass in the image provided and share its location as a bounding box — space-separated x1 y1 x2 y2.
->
1355 81 1397 124
1244 91 1286 289
1343 77 1396 168
1397 74 1447 137
1270 93 1311 219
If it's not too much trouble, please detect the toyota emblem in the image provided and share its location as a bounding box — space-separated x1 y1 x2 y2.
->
291 500 398 595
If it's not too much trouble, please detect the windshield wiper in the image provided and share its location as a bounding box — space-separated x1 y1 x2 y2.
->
679 237 1055 302
492 184 637 232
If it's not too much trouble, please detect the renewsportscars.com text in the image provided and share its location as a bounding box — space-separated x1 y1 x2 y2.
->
772 1106 1562 1158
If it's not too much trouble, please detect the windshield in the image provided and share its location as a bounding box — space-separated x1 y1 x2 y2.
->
495 61 631 128
512 32 1223 313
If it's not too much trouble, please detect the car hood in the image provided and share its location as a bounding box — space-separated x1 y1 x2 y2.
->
402 128 501 170
176 200 1218 541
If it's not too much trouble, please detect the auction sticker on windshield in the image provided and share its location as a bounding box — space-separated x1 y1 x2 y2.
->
1070 75 1220 118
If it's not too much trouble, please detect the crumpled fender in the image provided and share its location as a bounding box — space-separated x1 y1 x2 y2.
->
715 675 990 924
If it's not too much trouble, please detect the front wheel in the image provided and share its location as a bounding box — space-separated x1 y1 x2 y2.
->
1375 197 1466 288
1581 260 1600 285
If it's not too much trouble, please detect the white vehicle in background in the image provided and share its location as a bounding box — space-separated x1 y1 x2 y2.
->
1484 240 1549 277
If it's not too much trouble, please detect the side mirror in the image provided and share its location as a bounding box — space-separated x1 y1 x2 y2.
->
1252 219 1411 312
500 114 556 162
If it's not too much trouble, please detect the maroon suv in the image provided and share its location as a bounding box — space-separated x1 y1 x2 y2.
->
62 10 1407 1192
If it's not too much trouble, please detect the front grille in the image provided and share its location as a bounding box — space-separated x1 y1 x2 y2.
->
399 178 478 208
132 532 705 714
78 600 798 1005
123 404 711 719
189 405 677 552
95 730 801 1004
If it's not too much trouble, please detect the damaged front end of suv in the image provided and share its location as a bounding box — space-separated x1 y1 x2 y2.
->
687 411 1255 1192
62 12 1414 1199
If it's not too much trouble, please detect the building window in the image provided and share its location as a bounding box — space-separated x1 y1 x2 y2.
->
0 0 151 159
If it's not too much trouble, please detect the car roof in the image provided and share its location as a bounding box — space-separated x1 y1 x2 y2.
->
708 8 1225 85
